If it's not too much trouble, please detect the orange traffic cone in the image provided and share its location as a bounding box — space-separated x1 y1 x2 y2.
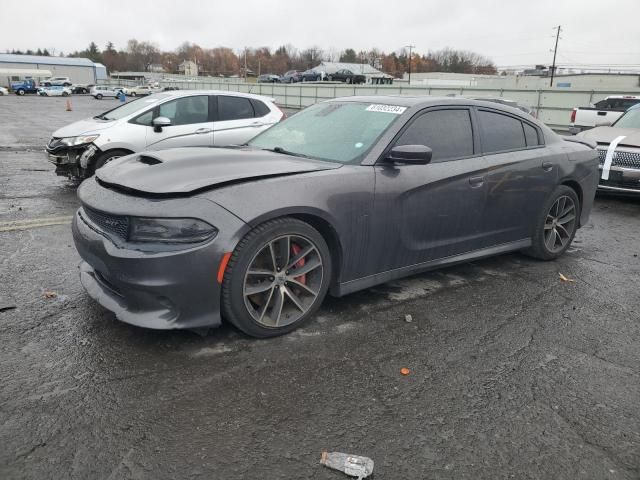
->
66 99 72 111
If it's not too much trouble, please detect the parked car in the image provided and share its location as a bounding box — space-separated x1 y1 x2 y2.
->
11 79 39 95
577 104 640 194
72 84 95 94
281 70 303 83
42 77 72 87
257 74 281 83
37 86 72 97
46 90 285 178
0 86 8 96
112 86 129 95
328 69 366 84
90 85 120 99
71 96 598 337
570 95 640 134
129 85 159 96
301 69 326 82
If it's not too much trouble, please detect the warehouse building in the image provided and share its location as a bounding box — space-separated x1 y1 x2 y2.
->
0 54 107 84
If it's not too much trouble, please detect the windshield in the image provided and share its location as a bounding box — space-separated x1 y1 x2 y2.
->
613 107 640 129
94 94 171 121
249 102 403 163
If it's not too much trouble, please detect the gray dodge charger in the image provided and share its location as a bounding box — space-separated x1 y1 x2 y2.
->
73 96 599 337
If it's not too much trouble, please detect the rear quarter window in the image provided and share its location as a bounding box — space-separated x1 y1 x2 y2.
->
250 99 270 117
218 96 255 121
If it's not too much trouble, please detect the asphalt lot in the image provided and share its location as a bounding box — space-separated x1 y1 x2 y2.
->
1 95 639 479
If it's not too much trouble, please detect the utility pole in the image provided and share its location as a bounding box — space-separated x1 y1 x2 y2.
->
244 48 248 81
405 45 415 85
550 25 561 87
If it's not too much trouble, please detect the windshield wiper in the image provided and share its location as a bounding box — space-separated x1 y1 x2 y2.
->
93 114 110 120
263 146 311 159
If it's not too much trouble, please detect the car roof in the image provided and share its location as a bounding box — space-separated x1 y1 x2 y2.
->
150 89 275 102
329 95 531 112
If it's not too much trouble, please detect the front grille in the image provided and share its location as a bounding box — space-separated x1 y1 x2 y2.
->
597 148 640 169
83 207 129 241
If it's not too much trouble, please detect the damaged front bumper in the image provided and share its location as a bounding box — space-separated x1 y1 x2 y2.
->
45 141 99 178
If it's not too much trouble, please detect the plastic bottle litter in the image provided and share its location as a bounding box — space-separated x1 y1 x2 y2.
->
320 451 374 479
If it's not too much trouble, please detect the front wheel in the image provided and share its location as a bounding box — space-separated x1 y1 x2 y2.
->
524 185 580 260
90 149 130 174
130 91 137 96
222 218 331 338
62 92 69 97
17 89 25 96
96 94 103 100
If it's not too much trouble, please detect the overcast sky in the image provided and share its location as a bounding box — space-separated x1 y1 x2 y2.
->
1 0 639 68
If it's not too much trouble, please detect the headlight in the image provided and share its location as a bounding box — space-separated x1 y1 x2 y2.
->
60 134 100 147
129 217 217 244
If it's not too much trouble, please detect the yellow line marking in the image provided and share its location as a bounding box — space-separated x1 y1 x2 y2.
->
0 215 73 232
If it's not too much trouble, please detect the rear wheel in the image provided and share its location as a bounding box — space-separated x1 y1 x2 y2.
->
96 93 103 100
131 91 137 96
62 92 69 97
524 185 580 260
222 218 331 338
17 89 25 96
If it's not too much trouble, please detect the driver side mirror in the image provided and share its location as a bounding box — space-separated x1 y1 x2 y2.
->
385 145 433 165
153 116 171 132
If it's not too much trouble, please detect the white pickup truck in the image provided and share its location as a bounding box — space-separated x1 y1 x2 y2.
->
570 95 640 134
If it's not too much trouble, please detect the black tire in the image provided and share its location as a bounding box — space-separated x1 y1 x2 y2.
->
346 77 352 84
90 149 131 174
17 89 25 96
63 82 71 87
131 91 137 96
524 185 580 260
222 218 332 338
96 93 103 100
62 92 69 97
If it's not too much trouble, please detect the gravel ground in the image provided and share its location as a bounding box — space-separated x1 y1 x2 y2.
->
0 96 639 480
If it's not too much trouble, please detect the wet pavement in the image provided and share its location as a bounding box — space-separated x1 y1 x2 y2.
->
1 96 639 479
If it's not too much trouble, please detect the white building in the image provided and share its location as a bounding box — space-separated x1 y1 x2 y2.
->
0 54 107 84
178 60 198 77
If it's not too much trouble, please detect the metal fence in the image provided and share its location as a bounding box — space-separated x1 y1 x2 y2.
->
105 78 640 132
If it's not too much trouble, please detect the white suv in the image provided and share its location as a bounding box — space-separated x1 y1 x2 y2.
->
45 90 285 178
90 85 120 100
42 77 72 87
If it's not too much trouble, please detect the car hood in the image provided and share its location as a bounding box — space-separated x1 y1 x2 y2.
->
52 118 114 137
579 126 640 147
95 147 342 195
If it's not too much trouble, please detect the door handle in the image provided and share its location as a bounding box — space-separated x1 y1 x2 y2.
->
597 111 607 116
542 161 553 171
469 176 484 187
195 128 212 134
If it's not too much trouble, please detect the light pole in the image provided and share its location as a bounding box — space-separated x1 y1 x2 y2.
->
405 45 415 85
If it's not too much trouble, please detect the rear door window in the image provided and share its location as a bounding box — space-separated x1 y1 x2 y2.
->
395 109 474 162
218 96 255 121
478 110 526 153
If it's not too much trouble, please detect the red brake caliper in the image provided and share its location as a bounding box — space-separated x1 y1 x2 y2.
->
290 243 307 285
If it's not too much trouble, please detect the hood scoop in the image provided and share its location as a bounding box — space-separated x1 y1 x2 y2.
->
138 155 162 165
96 147 340 195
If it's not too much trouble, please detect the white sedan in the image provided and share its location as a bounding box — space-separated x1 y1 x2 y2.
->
0 86 8 96
38 86 72 97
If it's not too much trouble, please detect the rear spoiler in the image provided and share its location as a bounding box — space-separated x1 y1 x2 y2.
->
563 136 597 149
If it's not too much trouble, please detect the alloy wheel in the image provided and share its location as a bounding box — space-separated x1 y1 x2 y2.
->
544 195 576 253
242 234 323 328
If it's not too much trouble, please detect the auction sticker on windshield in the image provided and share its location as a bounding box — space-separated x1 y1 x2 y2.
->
366 104 407 114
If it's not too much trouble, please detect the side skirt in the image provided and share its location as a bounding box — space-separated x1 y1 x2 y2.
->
333 238 532 297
